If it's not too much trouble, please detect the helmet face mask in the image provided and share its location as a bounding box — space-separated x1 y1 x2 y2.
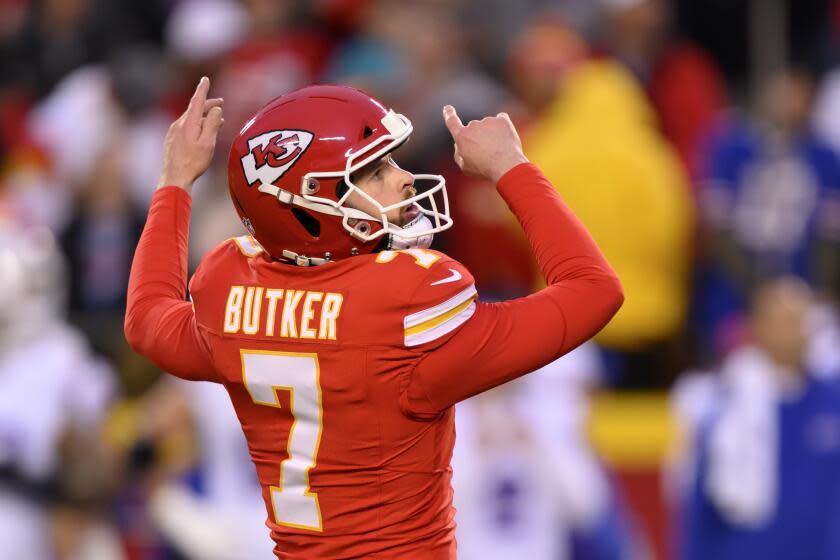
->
228 86 453 263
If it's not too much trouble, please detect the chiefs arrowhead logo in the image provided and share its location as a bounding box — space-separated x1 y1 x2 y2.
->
241 130 314 186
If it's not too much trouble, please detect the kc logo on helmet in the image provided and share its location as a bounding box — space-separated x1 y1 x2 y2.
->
241 130 314 187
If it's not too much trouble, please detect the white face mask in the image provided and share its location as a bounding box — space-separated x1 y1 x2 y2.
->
388 214 435 250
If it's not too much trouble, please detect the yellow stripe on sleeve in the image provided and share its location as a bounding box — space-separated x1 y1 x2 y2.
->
403 284 478 347
404 296 476 337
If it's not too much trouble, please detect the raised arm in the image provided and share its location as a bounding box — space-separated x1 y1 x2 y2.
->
124 77 224 381
401 107 623 417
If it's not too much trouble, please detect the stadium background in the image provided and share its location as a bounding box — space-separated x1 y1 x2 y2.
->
2 0 840 559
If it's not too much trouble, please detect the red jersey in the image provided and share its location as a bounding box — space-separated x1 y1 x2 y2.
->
125 163 622 559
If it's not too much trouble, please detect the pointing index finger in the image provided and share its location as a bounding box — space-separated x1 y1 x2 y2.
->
186 76 210 126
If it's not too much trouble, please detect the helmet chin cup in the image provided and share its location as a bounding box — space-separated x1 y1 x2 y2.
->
389 214 435 250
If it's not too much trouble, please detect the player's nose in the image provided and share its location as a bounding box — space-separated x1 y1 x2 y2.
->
397 167 415 194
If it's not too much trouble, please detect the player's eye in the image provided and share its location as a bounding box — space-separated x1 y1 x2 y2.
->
373 162 387 180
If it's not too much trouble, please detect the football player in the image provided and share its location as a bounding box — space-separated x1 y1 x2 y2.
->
125 77 623 559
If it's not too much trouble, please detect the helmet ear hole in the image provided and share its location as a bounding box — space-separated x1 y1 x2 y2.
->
354 221 371 237
291 207 321 238
363 126 374 139
336 179 350 199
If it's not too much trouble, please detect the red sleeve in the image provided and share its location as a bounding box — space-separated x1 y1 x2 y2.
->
401 163 623 418
124 186 218 382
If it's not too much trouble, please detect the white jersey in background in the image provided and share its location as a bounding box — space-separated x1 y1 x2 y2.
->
0 322 115 560
452 344 610 560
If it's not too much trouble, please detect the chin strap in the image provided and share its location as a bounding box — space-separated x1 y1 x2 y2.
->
281 215 435 266
257 182 373 221
281 250 331 267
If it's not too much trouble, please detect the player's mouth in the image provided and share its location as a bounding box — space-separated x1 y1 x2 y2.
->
401 203 421 225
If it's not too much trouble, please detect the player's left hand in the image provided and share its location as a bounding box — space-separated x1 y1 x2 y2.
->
442 105 528 184
157 76 224 192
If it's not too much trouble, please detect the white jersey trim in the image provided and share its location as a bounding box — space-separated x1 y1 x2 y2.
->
403 284 477 347
232 235 263 257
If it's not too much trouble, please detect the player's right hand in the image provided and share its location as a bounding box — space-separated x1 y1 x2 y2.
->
157 76 224 192
442 105 529 184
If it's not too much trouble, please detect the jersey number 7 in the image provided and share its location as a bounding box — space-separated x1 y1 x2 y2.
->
241 350 324 531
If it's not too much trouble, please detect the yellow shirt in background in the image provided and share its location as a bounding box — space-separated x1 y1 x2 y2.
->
527 60 694 351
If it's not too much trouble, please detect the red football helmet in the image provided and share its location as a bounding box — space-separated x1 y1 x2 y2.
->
227 85 452 264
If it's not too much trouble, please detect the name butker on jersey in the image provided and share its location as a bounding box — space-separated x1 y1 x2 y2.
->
126 164 623 559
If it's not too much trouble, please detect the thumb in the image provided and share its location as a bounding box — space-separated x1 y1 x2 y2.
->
443 105 464 139
200 106 224 145
497 112 516 129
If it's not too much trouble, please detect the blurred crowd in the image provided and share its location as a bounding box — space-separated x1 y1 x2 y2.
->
3 0 840 559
